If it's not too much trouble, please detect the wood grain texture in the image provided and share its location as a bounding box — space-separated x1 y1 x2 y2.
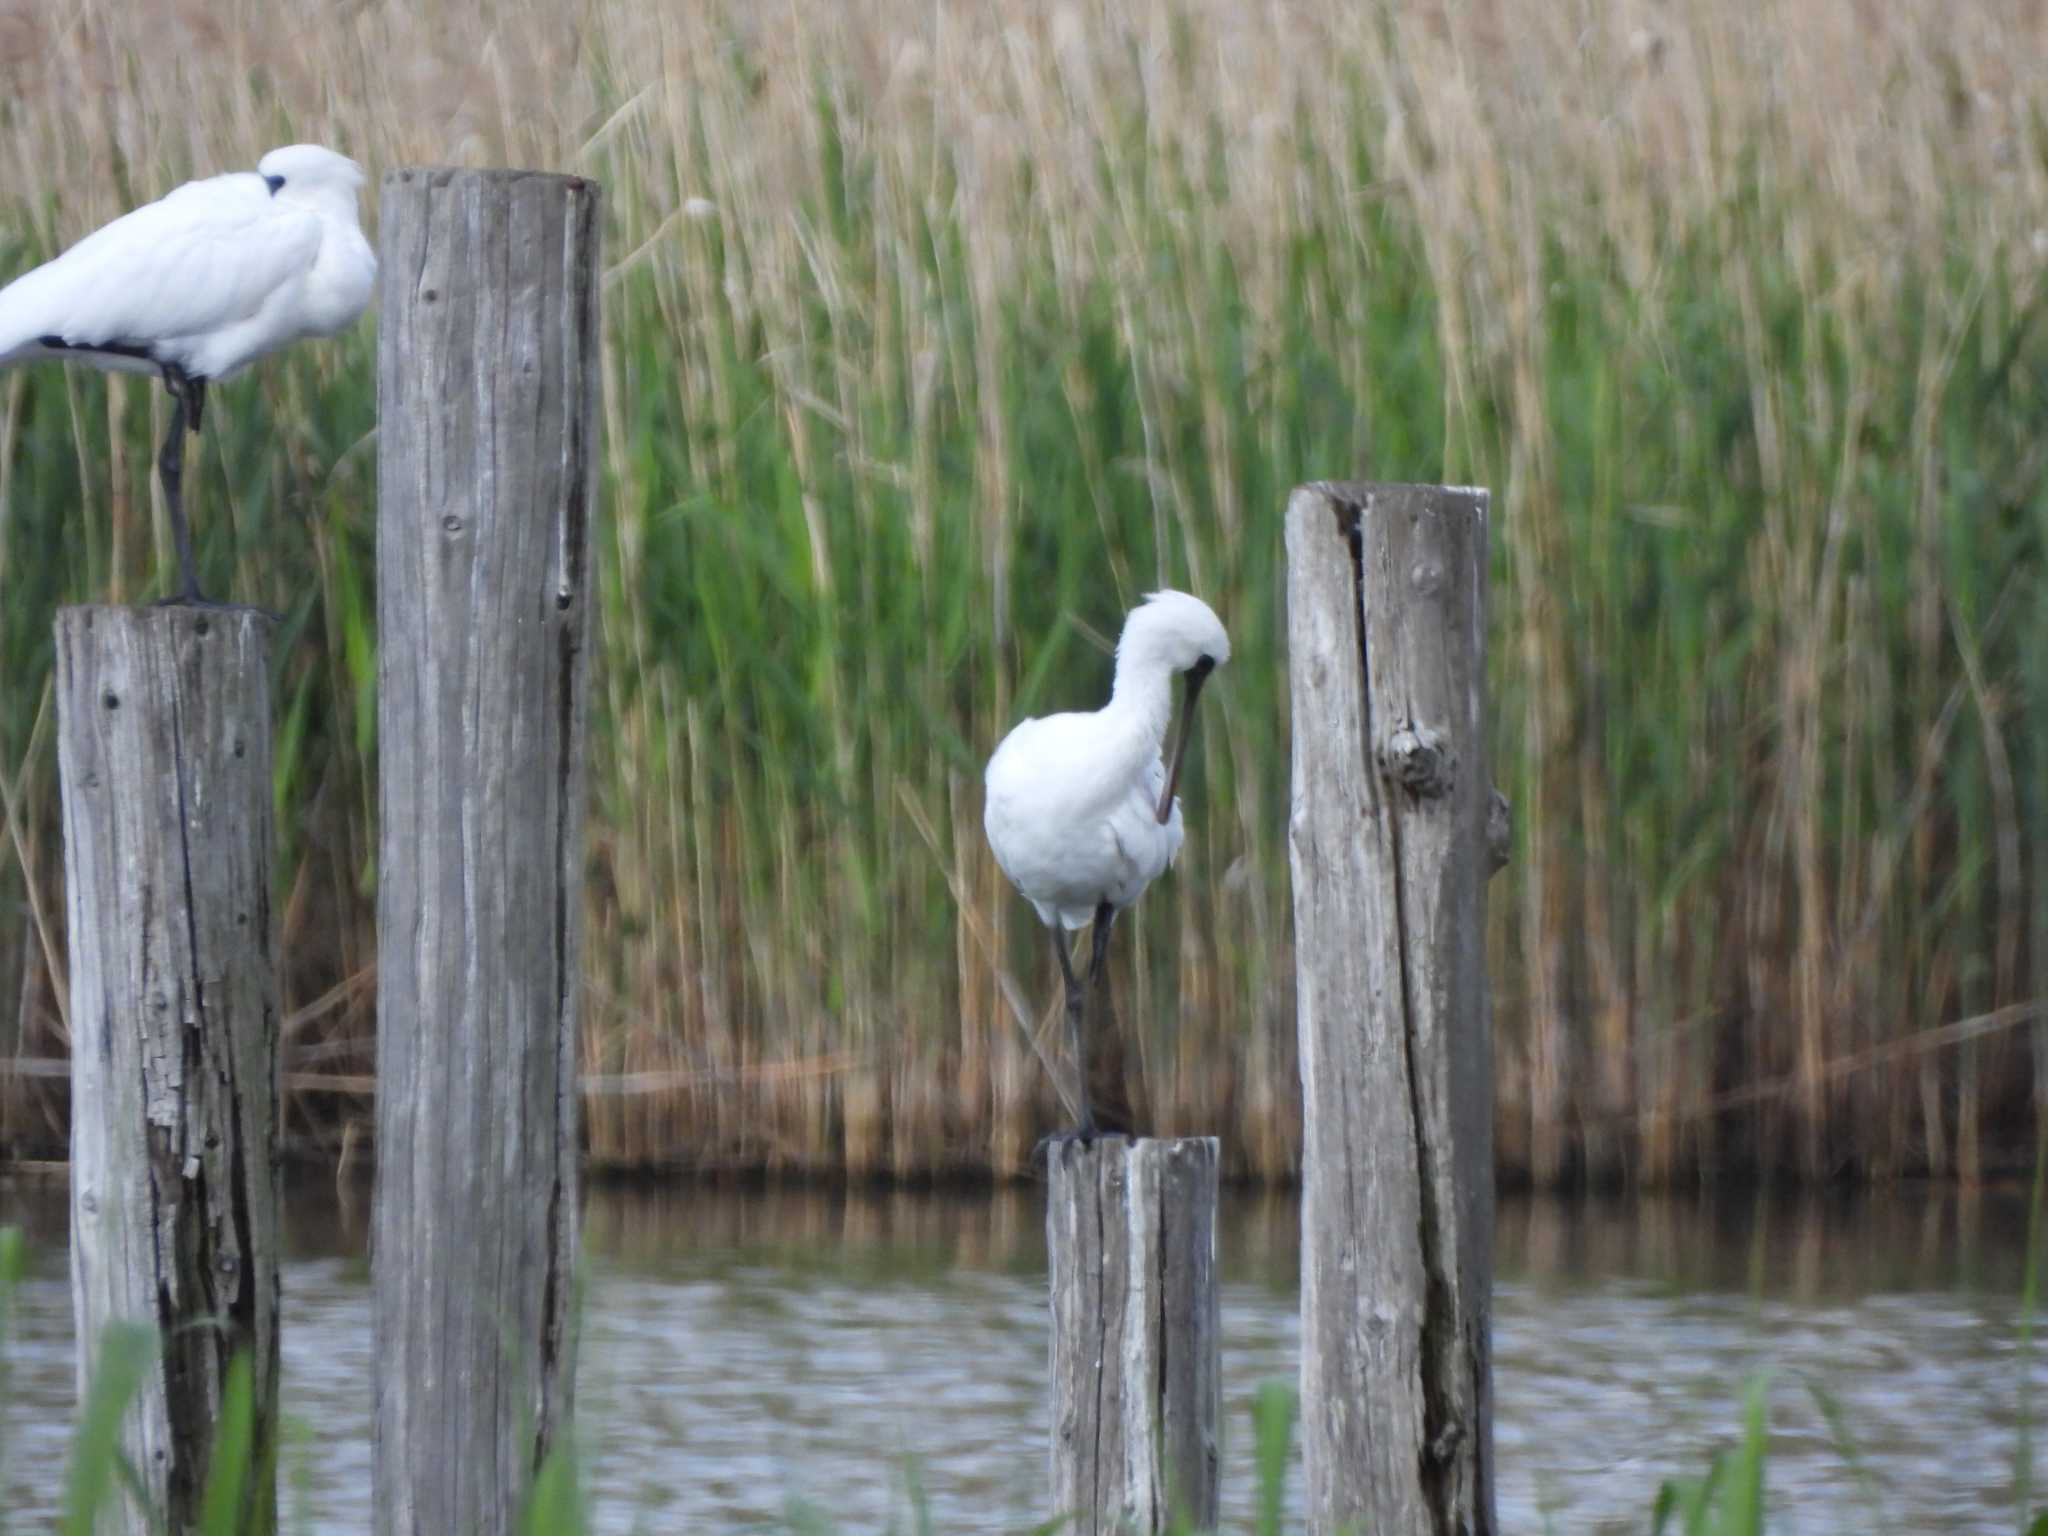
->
56 605 281 1535
1047 1136 1220 1534
371 167 600 1536
1285 482 1496 1536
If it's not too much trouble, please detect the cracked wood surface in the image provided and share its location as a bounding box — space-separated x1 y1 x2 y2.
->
1285 482 1496 1535
371 167 599 1536
57 605 281 1535
1047 1136 1219 1534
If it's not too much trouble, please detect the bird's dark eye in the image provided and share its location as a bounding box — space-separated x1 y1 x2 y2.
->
1191 655 1217 681
263 174 285 194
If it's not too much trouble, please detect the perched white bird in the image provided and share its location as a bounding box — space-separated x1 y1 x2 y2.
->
0 144 376 605
984 589 1231 1141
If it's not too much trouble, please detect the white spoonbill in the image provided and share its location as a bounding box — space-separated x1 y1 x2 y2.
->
984 589 1230 1143
0 144 376 606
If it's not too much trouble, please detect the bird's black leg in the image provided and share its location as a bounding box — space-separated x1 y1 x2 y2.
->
1087 900 1116 992
153 372 201 605
1052 924 1095 1143
1085 903 1116 1139
152 370 263 613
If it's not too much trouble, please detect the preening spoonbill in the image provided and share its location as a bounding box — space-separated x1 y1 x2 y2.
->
0 144 376 605
984 589 1231 1143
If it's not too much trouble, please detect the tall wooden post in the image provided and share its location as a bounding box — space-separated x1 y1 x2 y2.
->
56 606 281 1535
372 168 600 1534
1285 482 1497 1535
1047 1136 1220 1535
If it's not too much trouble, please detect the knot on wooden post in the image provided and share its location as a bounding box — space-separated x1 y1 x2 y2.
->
1382 723 1456 798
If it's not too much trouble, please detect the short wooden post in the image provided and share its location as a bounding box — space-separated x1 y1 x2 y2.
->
1047 1136 1220 1534
1285 482 1497 1535
371 167 600 1534
56 606 281 1534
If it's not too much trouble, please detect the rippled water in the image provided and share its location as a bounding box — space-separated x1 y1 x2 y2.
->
0 1175 2038 1531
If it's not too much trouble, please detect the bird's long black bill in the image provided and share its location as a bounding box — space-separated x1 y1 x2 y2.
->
1155 658 1215 823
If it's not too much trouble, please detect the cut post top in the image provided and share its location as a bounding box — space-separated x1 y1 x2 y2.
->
56 602 275 632
1301 477 1491 506
383 166 600 196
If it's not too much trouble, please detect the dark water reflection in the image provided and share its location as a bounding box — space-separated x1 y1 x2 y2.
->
0 1174 2038 1531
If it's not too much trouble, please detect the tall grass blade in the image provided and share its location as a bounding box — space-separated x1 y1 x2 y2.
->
2022 1126 2048 1532
196 1352 257 1536
1250 1378 1296 1536
1716 1377 1771 1536
521 1437 587 1536
61 1321 159 1536
1803 1374 1881 1525
0 1227 24 1535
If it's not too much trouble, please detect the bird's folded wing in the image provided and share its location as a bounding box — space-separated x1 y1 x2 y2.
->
987 711 1162 829
0 173 322 361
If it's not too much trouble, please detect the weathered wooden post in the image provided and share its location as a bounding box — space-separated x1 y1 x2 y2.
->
1285 481 1498 1535
1047 1136 1220 1534
372 167 600 1534
56 606 281 1534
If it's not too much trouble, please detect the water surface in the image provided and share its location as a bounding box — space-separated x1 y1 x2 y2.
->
0 1176 2036 1531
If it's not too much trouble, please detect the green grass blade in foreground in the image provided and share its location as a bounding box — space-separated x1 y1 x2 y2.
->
0 1227 23 1533
196 1352 258 1536
2021 1127 2048 1533
1650 1462 1722 1536
1250 1378 1297 1536
1650 1377 1770 1536
899 1457 931 1536
1716 1377 1769 1536
1800 1374 1882 1527
280 1416 317 1536
775 1500 836 1536
62 1321 161 1536
520 1437 588 1536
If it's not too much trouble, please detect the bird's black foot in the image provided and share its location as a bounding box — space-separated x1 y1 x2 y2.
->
151 590 282 623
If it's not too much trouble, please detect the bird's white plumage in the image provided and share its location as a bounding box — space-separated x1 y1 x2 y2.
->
985 710 1185 929
984 590 1230 930
0 144 374 382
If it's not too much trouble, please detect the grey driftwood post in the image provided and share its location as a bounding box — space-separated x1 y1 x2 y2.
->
372 167 600 1534
56 606 281 1535
1285 481 1497 1535
1047 1136 1220 1534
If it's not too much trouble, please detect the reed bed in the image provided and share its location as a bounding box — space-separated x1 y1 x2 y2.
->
0 0 2044 1183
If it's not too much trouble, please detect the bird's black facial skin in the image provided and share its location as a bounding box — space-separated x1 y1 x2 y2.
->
264 174 285 195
